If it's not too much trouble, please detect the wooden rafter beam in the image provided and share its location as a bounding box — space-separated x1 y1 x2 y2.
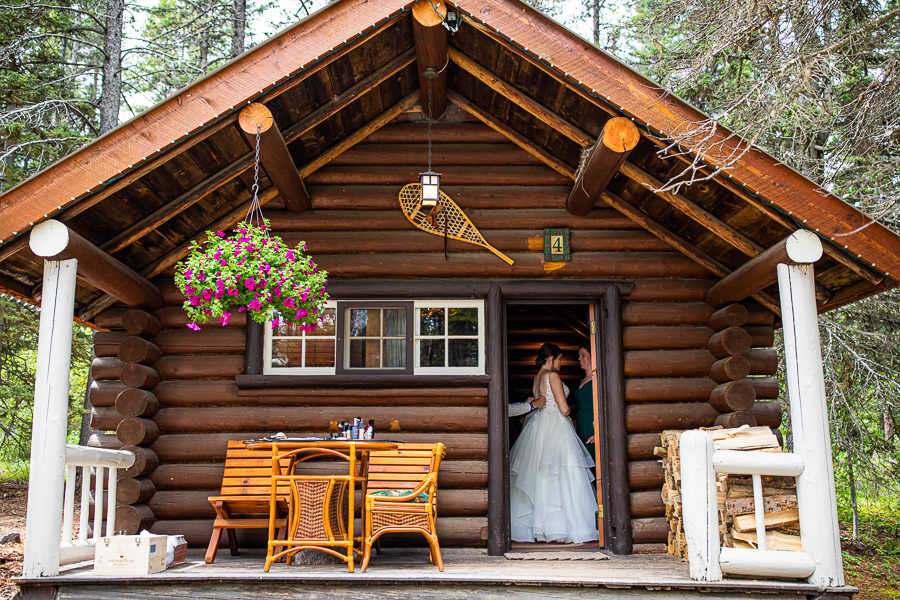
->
447 90 575 180
448 47 592 146
567 117 640 216
705 231 823 308
30 220 162 309
238 103 310 213
412 0 449 119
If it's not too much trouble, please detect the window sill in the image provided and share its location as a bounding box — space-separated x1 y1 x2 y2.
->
235 373 492 390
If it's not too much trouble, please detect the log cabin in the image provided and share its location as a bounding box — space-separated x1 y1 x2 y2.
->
2 0 898 594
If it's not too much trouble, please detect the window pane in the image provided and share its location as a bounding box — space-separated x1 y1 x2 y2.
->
349 339 380 368
419 339 445 367
449 339 479 367
384 339 406 368
384 308 406 337
274 321 305 336
305 339 335 367
448 307 478 336
418 308 444 336
349 309 380 337
271 339 303 368
308 308 336 336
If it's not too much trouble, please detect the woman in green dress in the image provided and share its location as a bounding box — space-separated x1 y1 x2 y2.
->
571 342 596 450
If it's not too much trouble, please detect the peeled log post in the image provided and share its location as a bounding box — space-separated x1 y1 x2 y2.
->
91 357 125 381
115 388 160 417
708 327 752 358
117 478 156 505
626 402 719 432
116 417 161 446
710 355 751 383
120 363 160 389
709 380 756 412
706 230 824 308
238 103 309 213
628 460 665 489
750 401 783 428
122 309 161 336
29 219 162 308
747 348 779 375
119 445 159 478
117 336 162 364
715 411 757 428
115 504 155 535
708 304 749 331
566 117 641 216
411 0 448 119
625 377 717 402
630 490 666 518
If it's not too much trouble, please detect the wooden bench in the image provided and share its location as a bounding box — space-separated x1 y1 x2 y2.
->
204 440 290 564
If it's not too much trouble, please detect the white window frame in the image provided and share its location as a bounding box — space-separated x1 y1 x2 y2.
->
263 300 337 374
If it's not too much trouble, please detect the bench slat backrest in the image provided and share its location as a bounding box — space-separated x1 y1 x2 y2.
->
366 443 443 493
219 440 291 497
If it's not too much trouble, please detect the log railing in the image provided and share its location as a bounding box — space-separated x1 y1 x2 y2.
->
678 431 815 581
59 445 135 567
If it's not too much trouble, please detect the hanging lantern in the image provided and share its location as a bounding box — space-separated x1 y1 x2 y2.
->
419 170 441 207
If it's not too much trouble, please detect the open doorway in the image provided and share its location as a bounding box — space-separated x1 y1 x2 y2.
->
505 303 607 551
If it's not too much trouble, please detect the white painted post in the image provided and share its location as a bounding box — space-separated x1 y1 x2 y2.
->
23 258 78 577
679 430 722 581
777 260 844 586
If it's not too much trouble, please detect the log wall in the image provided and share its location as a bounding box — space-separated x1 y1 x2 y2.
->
87 118 782 551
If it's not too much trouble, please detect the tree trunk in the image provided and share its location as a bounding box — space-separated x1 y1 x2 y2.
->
99 0 124 134
231 0 246 58
592 0 600 45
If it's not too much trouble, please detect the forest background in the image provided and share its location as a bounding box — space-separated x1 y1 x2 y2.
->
0 0 898 593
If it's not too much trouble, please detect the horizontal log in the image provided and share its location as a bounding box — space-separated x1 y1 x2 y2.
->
153 356 244 380
89 380 127 407
627 279 710 302
709 381 756 412
152 516 486 548
708 327 752 358
708 304 749 331
93 307 127 330
623 327 713 350
622 303 713 326
625 378 717 402
626 402 720 432
153 329 245 354
150 460 487 491
714 411 757 428
153 381 240 405
154 305 247 329
631 517 668 544
91 407 125 432
117 477 156 504
123 309 161 336
119 445 159 478
115 388 160 417
150 432 488 462
115 504 155 535
366 122 507 144
624 350 715 377
148 488 487 519
750 401 783 428
627 433 662 460
748 376 780 400
628 460 664 489
91 357 125 381
241 389 488 407
303 184 570 210
331 143 543 166
86 433 120 450
630 490 665 518
747 348 779 375
746 325 775 348
745 302 776 325
152 406 487 434
93 331 128 357
632 543 667 554
117 336 162 364
116 417 160 446
305 164 571 186
710 355 751 383
120 363 160 389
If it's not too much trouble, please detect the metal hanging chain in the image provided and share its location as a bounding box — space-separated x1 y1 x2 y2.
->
243 124 268 235
427 78 434 174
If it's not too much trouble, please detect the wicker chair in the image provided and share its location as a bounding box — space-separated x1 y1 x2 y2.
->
360 442 445 572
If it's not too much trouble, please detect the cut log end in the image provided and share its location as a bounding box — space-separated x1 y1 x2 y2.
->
601 117 640 153
412 0 446 26
238 103 274 135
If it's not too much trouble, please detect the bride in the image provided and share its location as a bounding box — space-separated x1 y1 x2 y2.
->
509 343 599 543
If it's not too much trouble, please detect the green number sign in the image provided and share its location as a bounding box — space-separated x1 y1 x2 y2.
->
543 228 570 262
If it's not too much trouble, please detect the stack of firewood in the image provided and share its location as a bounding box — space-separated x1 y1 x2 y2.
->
658 425 800 560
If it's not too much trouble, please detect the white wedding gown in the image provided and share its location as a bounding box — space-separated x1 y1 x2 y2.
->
510 373 599 543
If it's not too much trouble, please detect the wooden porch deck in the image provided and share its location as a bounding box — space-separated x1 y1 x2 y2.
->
17 548 856 599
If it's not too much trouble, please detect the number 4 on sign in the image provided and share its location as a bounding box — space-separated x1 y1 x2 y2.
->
543 228 570 262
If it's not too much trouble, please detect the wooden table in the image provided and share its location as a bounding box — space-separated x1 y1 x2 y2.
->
246 440 397 572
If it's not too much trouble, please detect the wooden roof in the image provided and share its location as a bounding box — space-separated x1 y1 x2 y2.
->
0 0 897 321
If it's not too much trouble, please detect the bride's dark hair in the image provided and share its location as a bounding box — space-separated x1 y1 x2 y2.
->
535 342 562 367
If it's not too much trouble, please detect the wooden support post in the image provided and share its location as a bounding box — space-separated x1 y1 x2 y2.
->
486 283 507 555
777 260 844 586
567 118 640 216
705 230 823 308
29 220 162 308
679 431 721 581
23 258 77 577
238 103 310 213
412 0 448 119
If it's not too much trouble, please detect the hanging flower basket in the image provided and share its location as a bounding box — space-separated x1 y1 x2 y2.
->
174 220 328 331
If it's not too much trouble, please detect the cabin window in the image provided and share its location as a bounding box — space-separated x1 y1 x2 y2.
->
263 299 484 375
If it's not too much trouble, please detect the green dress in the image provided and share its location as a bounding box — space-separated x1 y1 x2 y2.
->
571 382 595 448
